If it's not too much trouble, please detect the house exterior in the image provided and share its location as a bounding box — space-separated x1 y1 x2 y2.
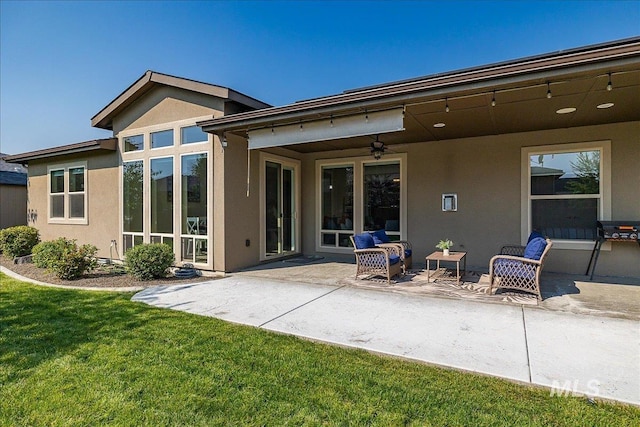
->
5 38 640 278
0 155 28 229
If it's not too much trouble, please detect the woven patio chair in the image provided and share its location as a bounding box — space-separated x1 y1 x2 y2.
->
369 229 413 272
489 237 553 300
499 230 545 257
350 234 403 284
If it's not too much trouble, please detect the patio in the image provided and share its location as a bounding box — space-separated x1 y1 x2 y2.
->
236 255 640 321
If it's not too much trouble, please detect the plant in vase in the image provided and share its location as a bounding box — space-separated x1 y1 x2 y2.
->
435 239 454 256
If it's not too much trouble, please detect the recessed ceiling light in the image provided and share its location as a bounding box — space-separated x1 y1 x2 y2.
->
556 107 577 114
597 103 615 109
433 123 446 128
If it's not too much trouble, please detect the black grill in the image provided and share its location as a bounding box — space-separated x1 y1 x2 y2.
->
587 220 640 279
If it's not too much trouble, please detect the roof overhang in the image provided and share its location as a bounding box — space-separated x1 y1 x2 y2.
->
198 37 640 152
2 138 117 164
91 71 271 130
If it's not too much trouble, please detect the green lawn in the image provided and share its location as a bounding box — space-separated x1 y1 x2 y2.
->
1 273 638 426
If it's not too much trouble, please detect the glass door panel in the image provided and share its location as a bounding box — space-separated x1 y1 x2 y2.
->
265 160 296 257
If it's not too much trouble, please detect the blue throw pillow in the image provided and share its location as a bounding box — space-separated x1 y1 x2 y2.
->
371 229 390 244
527 231 545 243
388 254 401 265
353 233 375 249
524 237 547 260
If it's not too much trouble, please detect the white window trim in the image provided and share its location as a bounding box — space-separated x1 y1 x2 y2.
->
315 153 407 254
47 162 88 225
180 125 209 145
179 151 210 265
521 140 611 251
118 116 214 267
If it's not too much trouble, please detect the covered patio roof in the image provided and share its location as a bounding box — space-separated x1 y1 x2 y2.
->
198 37 640 153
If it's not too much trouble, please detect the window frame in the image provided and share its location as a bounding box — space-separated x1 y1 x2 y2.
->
315 153 407 253
47 162 88 224
521 141 611 250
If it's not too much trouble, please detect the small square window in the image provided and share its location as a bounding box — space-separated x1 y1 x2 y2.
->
124 134 144 152
151 129 173 148
181 126 208 144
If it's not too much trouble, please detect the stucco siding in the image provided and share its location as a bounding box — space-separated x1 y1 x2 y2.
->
26 152 119 258
301 121 639 278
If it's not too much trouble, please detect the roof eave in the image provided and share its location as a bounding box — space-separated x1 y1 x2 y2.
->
2 138 118 164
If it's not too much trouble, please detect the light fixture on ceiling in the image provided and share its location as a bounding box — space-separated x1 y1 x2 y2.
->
597 103 615 109
556 107 577 114
330 115 334 127
491 90 496 107
365 110 369 123
433 122 446 128
546 82 552 99
445 98 450 113
607 73 612 91
370 135 385 160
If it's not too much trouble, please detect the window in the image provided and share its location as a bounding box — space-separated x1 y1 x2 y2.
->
363 162 400 240
320 165 354 248
181 126 208 144
124 134 144 152
151 129 174 149
150 157 174 234
181 153 208 263
122 161 143 252
48 164 86 223
317 155 406 252
523 141 610 248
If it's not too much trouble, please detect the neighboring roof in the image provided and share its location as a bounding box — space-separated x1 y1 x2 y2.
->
2 138 117 164
91 70 271 130
0 154 27 185
531 166 565 177
198 36 640 134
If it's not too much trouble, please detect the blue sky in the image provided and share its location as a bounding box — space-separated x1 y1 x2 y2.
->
1 0 639 154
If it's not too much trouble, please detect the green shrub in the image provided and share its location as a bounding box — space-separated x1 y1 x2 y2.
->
32 238 97 280
0 226 40 258
125 243 175 280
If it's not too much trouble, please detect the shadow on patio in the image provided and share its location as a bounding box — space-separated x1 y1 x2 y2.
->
235 254 640 320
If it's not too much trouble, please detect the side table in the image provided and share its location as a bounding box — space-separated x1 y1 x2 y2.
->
425 251 467 285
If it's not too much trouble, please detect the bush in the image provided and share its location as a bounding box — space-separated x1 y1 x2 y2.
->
125 243 175 281
0 226 40 258
32 238 97 280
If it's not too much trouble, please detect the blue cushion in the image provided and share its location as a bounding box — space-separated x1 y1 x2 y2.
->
524 237 547 260
494 259 535 279
404 249 412 257
371 229 390 244
353 233 375 249
389 254 401 265
527 231 545 243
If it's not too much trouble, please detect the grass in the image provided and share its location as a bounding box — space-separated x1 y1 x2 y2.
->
1 273 638 426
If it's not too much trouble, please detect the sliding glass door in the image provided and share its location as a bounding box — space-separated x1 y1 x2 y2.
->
265 160 296 257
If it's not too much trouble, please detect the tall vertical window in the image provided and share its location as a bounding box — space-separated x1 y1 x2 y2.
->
50 169 65 218
151 129 174 149
48 165 86 222
181 153 208 263
122 161 144 253
124 134 144 152
151 157 174 234
363 162 400 239
320 165 353 247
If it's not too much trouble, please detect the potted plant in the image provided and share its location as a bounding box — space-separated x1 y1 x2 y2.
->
436 239 454 256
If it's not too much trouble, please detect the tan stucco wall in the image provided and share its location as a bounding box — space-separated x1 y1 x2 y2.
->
26 152 120 258
300 121 640 278
0 184 27 229
112 86 224 134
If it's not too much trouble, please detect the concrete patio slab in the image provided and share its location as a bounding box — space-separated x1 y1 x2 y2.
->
262 286 531 382
132 277 341 327
524 308 640 405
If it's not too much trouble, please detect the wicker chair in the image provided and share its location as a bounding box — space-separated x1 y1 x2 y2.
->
350 234 403 284
489 237 553 300
369 230 413 272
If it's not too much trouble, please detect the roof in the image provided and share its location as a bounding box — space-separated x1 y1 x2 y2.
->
0 154 27 185
2 138 117 164
91 70 271 130
198 36 640 135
